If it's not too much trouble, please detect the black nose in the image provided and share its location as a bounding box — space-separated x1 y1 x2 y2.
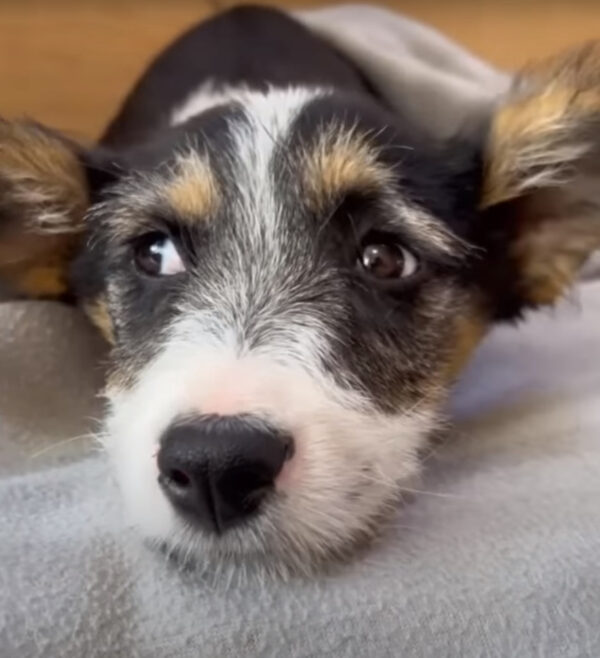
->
157 415 293 534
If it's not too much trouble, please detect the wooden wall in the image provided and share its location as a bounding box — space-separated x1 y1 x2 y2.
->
1 1 599 140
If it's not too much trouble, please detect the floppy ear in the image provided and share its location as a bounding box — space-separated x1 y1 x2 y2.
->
0 119 114 298
481 41 600 309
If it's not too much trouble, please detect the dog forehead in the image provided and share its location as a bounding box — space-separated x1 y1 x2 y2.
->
163 90 401 222
108 87 474 246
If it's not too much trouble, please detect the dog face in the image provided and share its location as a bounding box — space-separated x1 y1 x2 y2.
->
78 88 478 570
2 43 600 574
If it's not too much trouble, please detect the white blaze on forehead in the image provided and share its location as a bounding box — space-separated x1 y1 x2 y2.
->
171 80 324 130
172 83 465 260
171 80 247 125
171 85 337 361
172 84 326 236
228 88 326 246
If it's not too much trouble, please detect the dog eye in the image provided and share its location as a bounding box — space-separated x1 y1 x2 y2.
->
358 240 418 279
133 233 185 276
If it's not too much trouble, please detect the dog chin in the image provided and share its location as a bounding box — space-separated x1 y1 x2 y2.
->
137 485 407 579
102 344 438 574
107 421 429 576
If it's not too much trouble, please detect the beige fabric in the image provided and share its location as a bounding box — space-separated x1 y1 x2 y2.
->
297 4 511 139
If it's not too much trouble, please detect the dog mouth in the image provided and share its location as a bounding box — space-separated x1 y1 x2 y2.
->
104 348 437 574
151 448 412 576
149 480 405 579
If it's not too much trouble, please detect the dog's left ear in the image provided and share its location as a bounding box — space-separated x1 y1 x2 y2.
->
0 119 117 298
481 42 600 308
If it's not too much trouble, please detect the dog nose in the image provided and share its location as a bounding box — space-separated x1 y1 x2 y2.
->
157 415 293 533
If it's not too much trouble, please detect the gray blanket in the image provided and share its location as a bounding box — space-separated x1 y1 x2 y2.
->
3 282 600 658
2 5 600 657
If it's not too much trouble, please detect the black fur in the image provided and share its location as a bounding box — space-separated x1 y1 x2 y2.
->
102 6 375 149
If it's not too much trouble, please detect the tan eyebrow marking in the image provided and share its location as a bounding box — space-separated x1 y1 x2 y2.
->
164 151 220 220
99 150 222 244
302 127 392 213
301 125 465 258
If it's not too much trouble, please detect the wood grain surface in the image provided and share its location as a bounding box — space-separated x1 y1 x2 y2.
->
1 1 599 140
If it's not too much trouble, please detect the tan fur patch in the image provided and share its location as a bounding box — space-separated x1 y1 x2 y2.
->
483 41 600 207
483 41 600 305
0 120 88 297
444 310 488 382
512 205 600 304
3 262 68 297
84 295 115 345
165 151 219 219
0 232 75 297
0 120 88 229
302 128 391 212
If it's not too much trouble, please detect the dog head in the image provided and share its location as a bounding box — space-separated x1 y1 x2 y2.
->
2 43 600 574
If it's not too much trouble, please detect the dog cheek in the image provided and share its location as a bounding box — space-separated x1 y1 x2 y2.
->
82 294 115 345
101 337 438 560
274 403 435 552
100 350 197 538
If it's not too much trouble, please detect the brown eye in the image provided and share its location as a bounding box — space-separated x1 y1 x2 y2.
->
134 233 185 277
359 242 418 279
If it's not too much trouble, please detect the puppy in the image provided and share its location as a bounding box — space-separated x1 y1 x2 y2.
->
1 6 599 574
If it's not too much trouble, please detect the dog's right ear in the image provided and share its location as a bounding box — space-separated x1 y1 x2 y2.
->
0 119 118 298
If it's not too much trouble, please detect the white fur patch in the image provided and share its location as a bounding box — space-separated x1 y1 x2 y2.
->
104 325 436 572
171 80 246 126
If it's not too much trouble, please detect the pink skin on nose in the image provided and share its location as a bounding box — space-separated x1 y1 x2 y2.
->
199 364 265 416
181 361 304 490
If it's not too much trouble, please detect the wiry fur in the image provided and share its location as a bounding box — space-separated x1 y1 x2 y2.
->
0 120 88 234
483 40 600 305
484 41 600 206
2 7 600 575
86 83 465 570
0 120 88 296
105 338 437 575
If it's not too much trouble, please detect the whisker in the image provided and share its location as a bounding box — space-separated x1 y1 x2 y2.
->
28 432 99 459
398 487 465 500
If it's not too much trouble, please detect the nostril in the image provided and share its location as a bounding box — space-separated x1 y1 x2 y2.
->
168 468 191 488
158 415 294 533
282 433 294 461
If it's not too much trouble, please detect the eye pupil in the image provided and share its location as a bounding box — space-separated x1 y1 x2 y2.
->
146 241 164 266
361 243 404 279
135 236 164 275
133 233 185 277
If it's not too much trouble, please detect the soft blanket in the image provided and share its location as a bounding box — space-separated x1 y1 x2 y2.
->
2 5 599 657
